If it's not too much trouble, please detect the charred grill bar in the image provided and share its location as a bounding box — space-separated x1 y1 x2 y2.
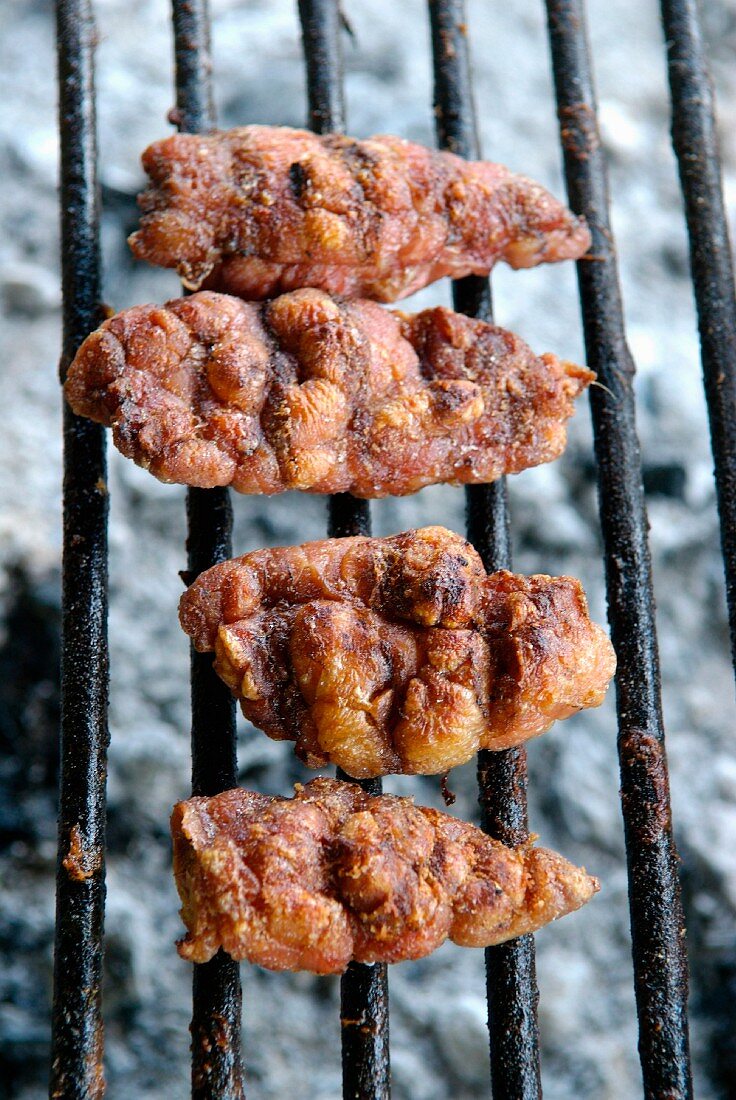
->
428 3 543 1097
296 3 390 1098
659 0 736 676
546 1 693 1095
170 1 245 1096
50 0 734 1094
51 2 110 1096
297 0 372 553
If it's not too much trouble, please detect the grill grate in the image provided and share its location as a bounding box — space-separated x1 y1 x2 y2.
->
50 0 736 1096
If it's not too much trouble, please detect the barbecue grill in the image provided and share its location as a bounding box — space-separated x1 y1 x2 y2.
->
48 0 735 1096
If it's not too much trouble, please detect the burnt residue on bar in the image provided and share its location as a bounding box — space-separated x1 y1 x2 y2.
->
297 3 388 1098
428 3 542 1098
190 950 244 1100
659 0 736 677
339 948 391 1100
171 2 245 1097
545 2 693 1097
51 2 110 1097
336 762 390 1100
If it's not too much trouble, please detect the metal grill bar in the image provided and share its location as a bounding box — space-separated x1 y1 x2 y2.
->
297 4 390 1097
659 0 736 675
170 2 245 1096
50 2 110 1096
545 3 693 1096
428 4 542 1096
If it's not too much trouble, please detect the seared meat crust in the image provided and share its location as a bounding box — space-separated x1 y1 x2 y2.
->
64 289 592 498
179 527 616 777
171 777 599 971
129 126 591 302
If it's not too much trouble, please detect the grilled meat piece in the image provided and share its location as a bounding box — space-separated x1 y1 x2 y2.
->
64 289 593 498
129 126 591 302
172 777 599 972
179 527 616 777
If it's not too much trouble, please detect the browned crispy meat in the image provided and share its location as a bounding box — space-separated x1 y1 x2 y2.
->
179 527 616 777
129 126 591 302
63 289 593 498
172 777 599 972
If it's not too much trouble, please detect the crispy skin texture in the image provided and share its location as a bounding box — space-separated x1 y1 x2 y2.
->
179 527 616 777
63 289 593 498
171 777 599 972
129 126 592 302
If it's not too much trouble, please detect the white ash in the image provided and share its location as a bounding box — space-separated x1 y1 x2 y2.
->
1 0 735 1096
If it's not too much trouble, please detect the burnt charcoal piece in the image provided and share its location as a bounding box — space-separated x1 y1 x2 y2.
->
171 777 599 972
64 289 592 498
129 126 591 302
179 526 616 778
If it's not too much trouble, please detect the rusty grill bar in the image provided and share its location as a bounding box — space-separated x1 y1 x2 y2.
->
428 3 542 1097
545 5 693 1095
50 0 736 1095
169 2 246 1095
659 0 736 675
296 3 390 1098
51 2 109 1096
